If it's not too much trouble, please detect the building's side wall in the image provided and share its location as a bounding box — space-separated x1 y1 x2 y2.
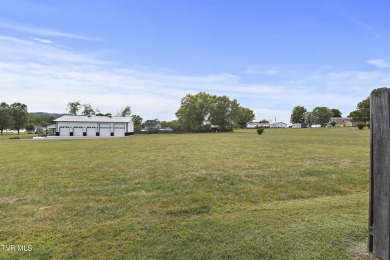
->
56 120 134 136
56 122 99 136
126 121 134 135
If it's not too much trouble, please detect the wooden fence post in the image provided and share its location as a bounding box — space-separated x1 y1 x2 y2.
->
369 88 390 259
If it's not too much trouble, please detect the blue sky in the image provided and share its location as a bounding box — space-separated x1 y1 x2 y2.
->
1 0 389 123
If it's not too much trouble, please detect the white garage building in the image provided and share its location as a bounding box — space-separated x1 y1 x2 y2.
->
52 115 134 137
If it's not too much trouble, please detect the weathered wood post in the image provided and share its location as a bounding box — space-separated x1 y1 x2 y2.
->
369 88 390 259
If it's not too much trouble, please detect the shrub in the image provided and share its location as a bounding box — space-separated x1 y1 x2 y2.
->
330 121 336 127
357 122 365 130
134 125 142 134
257 128 264 135
366 122 370 129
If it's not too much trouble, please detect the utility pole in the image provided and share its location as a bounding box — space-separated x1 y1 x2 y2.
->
369 88 390 259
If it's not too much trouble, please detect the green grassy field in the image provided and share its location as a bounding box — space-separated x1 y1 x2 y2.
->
0 128 370 259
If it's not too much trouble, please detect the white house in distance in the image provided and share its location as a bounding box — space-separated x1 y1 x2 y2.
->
292 123 308 128
49 115 134 137
272 122 288 128
246 122 288 128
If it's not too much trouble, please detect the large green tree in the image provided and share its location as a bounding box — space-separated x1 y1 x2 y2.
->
312 106 333 126
131 114 143 126
166 120 182 132
67 100 82 115
175 92 211 132
303 112 314 126
290 106 307 123
348 96 370 122
82 103 97 116
331 108 342 117
117 106 132 117
0 102 13 135
208 95 240 131
235 107 255 128
176 92 252 132
10 102 28 134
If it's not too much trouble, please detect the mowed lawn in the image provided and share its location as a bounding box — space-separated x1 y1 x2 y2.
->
0 128 370 259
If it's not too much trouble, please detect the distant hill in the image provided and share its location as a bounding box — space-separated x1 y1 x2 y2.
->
31 112 66 118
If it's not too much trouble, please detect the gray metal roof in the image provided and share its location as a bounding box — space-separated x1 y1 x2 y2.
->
54 115 133 123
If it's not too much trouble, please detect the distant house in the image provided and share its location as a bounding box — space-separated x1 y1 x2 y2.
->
271 122 288 128
246 122 271 128
159 127 174 133
247 122 288 128
292 123 308 128
246 122 259 128
328 117 356 127
144 120 162 130
49 115 134 137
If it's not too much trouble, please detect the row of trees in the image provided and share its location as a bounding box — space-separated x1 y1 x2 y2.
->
66 101 132 117
66 93 255 133
290 96 371 127
175 92 255 132
2 96 370 135
0 102 29 134
1 93 256 135
290 106 342 126
65 93 255 134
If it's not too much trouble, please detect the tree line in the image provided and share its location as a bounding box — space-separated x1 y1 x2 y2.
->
174 92 254 132
66 101 132 117
0 101 61 135
67 94 256 133
290 96 370 127
2 95 371 135
290 106 341 126
0 102 30 134
1 93 256 135
133 92 255 133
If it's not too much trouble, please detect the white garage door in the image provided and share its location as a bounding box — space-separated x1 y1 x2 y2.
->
59 126 70 136
86 127 96 136
73 126 83 136
114 124 125 136
99 125 111 137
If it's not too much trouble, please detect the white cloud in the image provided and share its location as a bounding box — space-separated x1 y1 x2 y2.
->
367 59 389 68
0 34 106 64
263 68 280 75
32 37 53 44
0 20 98 41
328 71 354 80
243 68 261 74
0 35 33 45
328 70 380 80
243 67 280 75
